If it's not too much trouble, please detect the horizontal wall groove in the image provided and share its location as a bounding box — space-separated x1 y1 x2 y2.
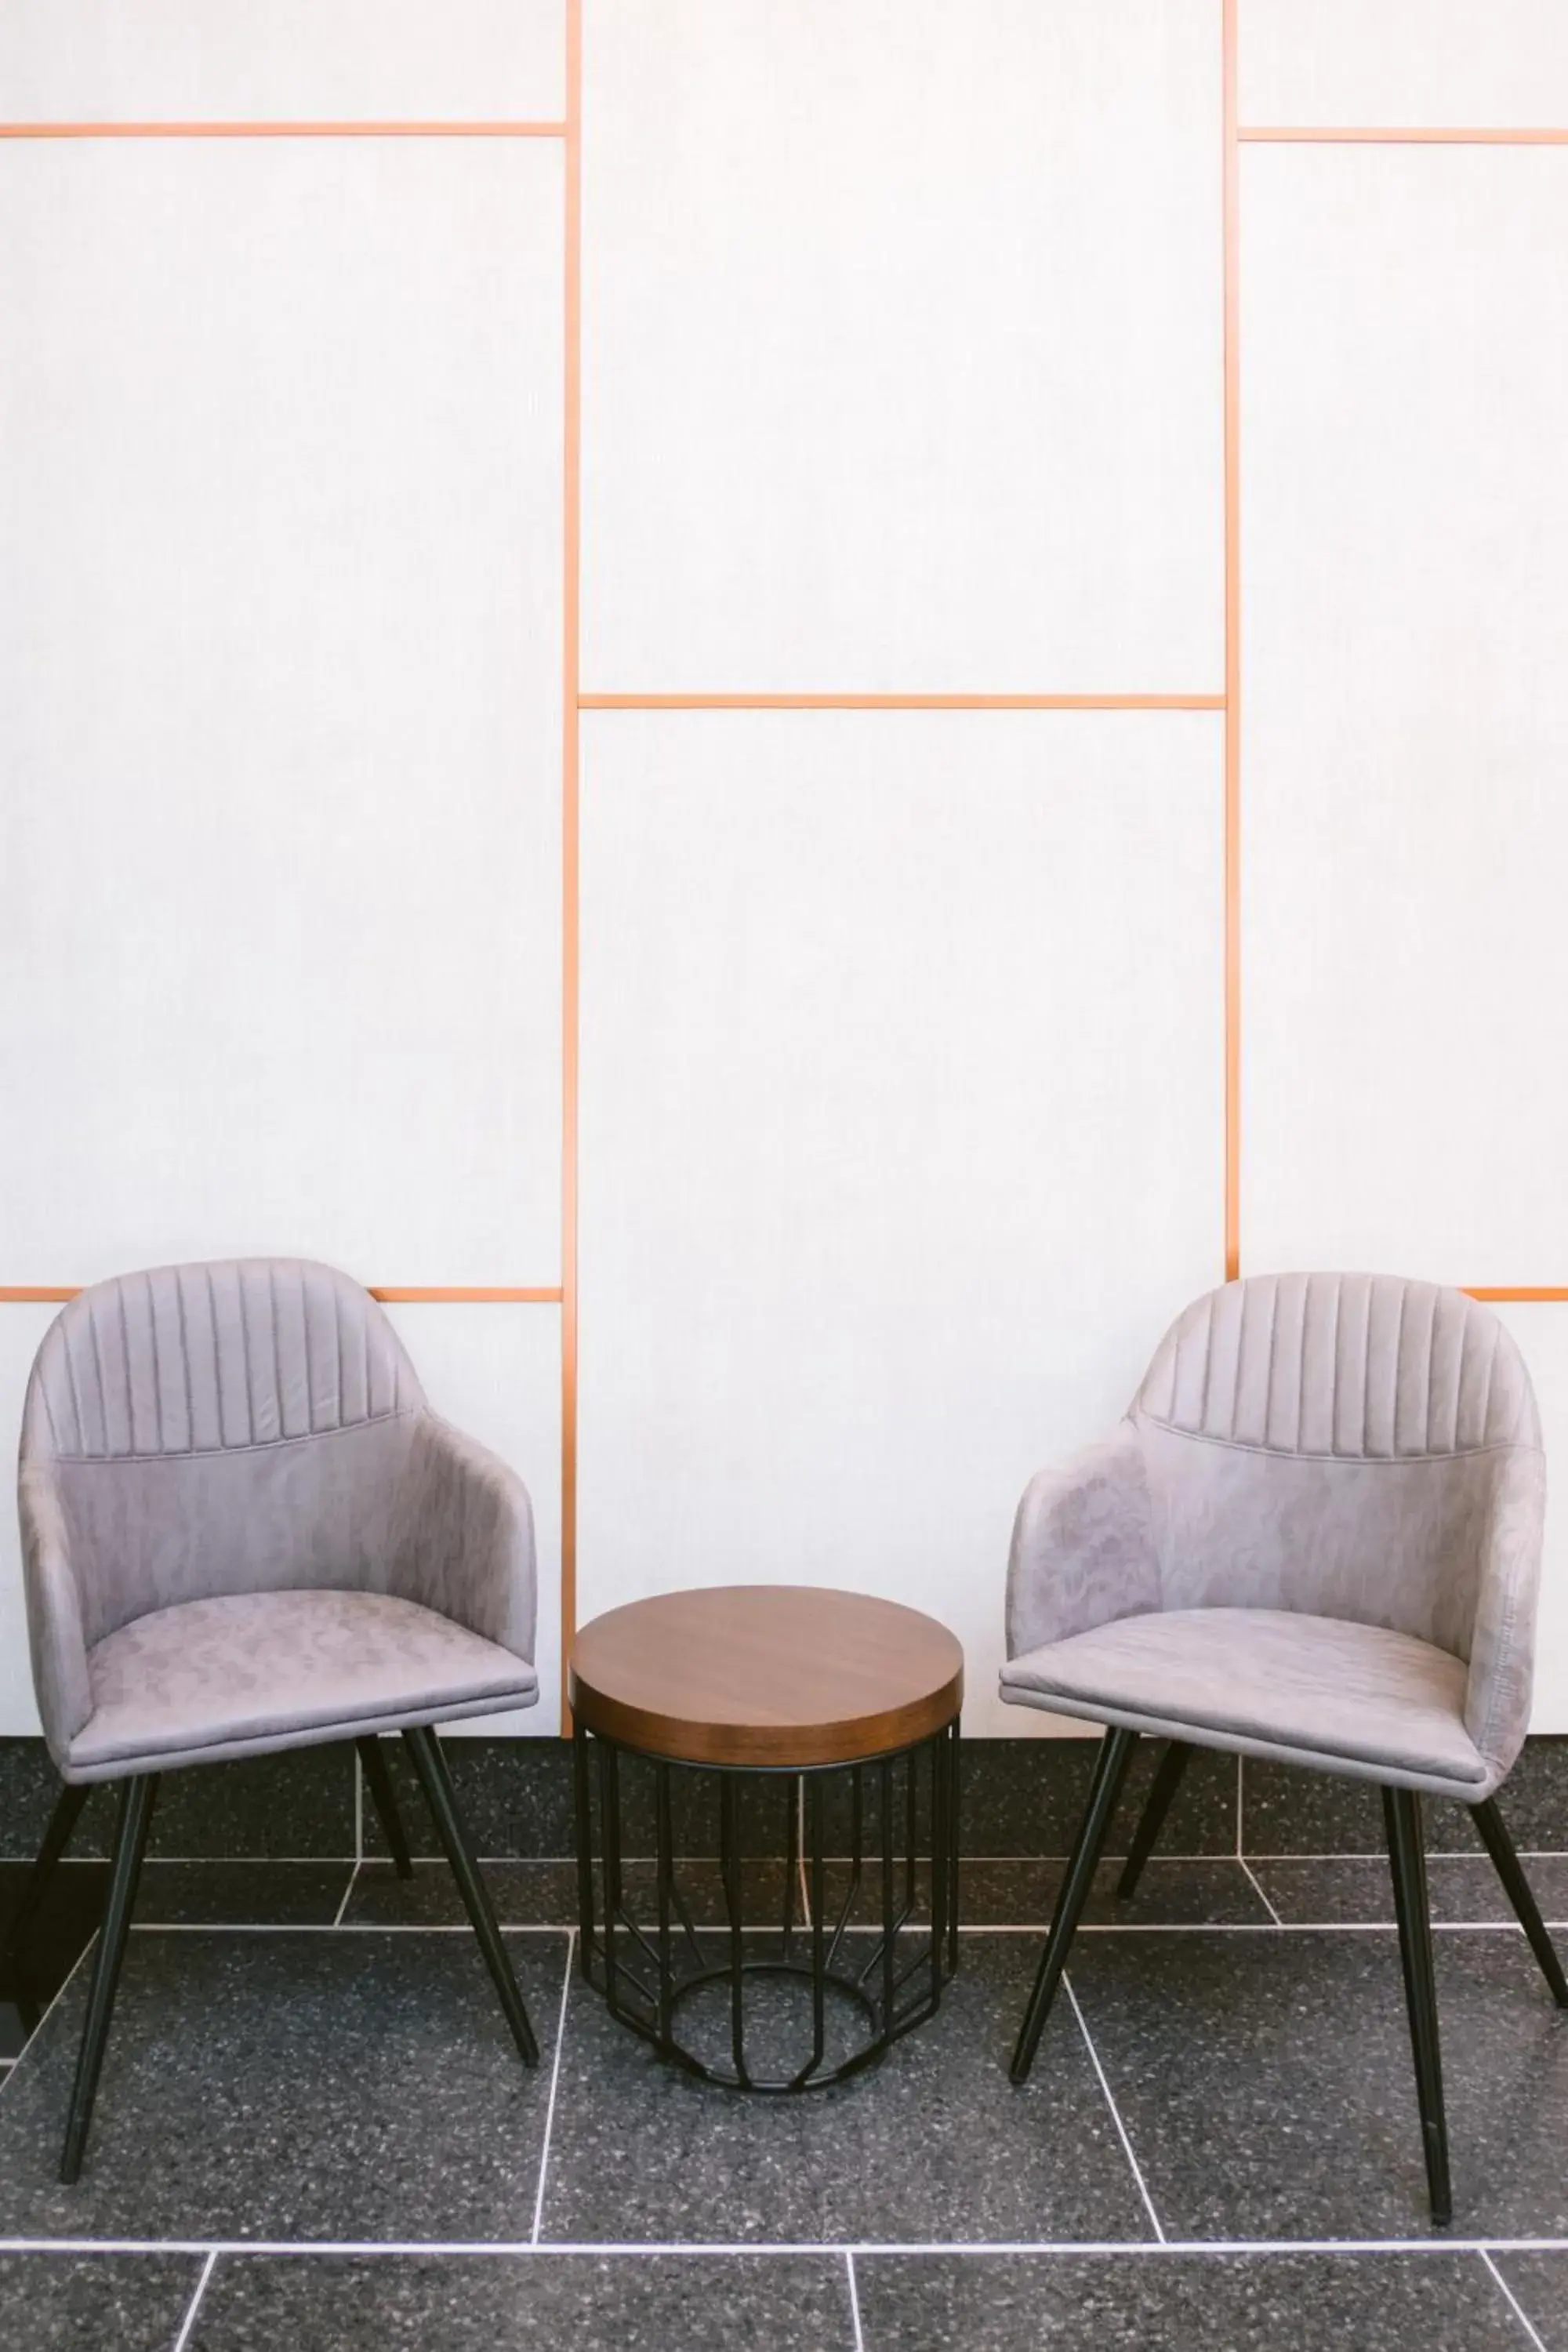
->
0 1286 562 1306
579 692 1226 713
0 121 568 140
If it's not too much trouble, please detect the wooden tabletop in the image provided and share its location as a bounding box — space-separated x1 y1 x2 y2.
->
568 1585 965 1768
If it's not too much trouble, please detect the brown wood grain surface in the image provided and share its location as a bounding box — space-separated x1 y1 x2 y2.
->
568 1584 964 1767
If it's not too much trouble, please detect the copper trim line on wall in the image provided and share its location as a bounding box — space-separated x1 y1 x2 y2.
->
1222 0 1242 1287
560 0 584 1732
0 1287 563 1305
0 122 567 140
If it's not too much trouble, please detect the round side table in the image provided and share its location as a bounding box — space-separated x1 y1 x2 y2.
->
569 1585 963 2092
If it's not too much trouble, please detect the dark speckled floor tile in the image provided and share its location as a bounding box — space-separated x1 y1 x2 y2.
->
961 1858 1270 1927
1069 1927 1568 2238
1252 1854 1568 1927
1494 2253 1568 2350
361 1737 576 1860
1240 1744 1568 1860
345 1856 797 1929
190 2252 857 2350
0 1929 568 2241
539 1933 1152 2245
0 2253 202 2350
962 1739 1239 1858
855 2252 1532 2350
0 1745 357 1863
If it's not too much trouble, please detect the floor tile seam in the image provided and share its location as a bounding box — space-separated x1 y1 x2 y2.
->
168 2249 216 2352
1062 1971 1165 2245
844 2249 866 2352
0 1933 97 2096
529 1929 575 2246
1480 2248 1552 2350
9 2235 1568 2259
1237 1857 1286 1926
16 1846 1555 1866
105 1918 1559 1936
330 1860 361 1929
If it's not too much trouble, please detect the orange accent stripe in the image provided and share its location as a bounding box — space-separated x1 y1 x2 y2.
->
1223 0 1242 1285
1240 127 1568 146
0 121 566 140
1465 1290 1568 1305
0 1284 561 1305
581 692 1225 713
560 0 583 1733
370 1287 562 1304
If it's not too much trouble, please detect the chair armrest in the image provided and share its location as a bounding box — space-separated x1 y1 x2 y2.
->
18 1461 93 1766
1464 1443 1547 1788
390 1414 536 1666
1005 1423 1160 1661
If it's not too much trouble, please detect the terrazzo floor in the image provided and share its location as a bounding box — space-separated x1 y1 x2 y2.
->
5 1791 1568 2344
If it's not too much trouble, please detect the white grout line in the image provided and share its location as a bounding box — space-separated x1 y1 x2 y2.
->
1063 1973 1164 2245
1238 1859 1285 1926
530 1930 575 2246
1481 2249 1551 2350
354 1751 364 1867
330 1862 361 1930
1235 1756 1244 1858
169 2249 217 2352
845 2249 866 2351
107 1917 1568 1938
13 2234 1568 2258
1 1935 97 2091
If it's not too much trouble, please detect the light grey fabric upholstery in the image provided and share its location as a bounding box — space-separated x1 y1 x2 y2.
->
17 1261 539 1780
1000 1274 1545 1800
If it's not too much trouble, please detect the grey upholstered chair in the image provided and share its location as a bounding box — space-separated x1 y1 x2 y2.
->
5 1258 541 2180
1000 1272 1566 2224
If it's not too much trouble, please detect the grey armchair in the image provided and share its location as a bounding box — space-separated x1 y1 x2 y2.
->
5 1258 542 2180
1000 1272 1565 2224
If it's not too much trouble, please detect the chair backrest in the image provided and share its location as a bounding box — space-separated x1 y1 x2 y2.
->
21 1260 426 1646
1130 1272 1541 1661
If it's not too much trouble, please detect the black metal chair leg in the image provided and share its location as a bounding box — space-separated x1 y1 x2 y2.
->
402 1726 539 2067
60 1774 158 2184
1470 1797 1568 2005
1383 1785 1452 2226
1116 1739 1192 1900
1011 1726 1138 2084
357 1737 414 1879
0 1780 90 1994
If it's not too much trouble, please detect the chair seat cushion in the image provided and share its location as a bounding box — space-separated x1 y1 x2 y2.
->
68 1589 538 1776
1000 1606 1486 1789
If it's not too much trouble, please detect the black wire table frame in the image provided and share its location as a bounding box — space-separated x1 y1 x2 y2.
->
573 1717 960 2092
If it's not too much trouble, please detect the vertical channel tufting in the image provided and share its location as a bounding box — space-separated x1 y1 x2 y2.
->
1134 1272 1537 1461
24 1261 425 1460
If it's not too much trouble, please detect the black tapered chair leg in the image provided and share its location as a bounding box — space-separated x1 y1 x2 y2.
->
1470 1797 1568 2005
1116 1740 1192 1900
0 1780 90 1994
402 1726 539 2066
357 1737 415 1878
1383 1784 1452 2226
1011 1726 1138 2084
60 1774 158 2184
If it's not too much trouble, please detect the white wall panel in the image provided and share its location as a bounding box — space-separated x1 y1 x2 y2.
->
384 1304 562 1736
1242 147 1568 1284
0 2 564 121
1241 2 1568 130
0 1305 60 1735
0 139 563 1286
582 0 1222 693
579 710 1223 1734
